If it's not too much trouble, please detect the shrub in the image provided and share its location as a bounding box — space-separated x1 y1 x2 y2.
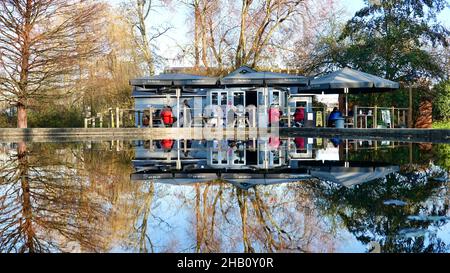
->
28 106 84 128
433 80 450 121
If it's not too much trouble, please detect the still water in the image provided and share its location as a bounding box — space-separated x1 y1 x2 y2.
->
0 137 449 253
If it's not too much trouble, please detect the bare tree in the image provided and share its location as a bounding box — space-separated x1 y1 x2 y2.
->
0 0 105 128
122 0 172 76
0 142 108 252
182 0 305 71
235 0 304 68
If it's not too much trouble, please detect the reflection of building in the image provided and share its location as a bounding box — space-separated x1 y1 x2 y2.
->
131 66 315 128
131 138 400 189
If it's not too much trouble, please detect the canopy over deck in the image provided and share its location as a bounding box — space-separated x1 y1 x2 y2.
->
130 73 218 88
304 67 400 94
220 66 308 87
130 66 308 89
306 161 399 187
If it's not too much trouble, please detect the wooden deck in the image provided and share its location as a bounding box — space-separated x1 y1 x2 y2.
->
0 127 448 143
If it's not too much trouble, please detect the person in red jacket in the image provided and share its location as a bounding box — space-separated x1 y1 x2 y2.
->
293 107 305 127
160 106 175 127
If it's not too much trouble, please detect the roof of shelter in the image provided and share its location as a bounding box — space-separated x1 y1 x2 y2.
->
303 67 400 94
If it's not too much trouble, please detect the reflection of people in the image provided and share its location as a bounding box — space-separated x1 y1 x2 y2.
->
328 107 343 127
330 137 342 147
160 139 174 152
294 137 305 149
294 107 305 127
269 137 282 149
161 106 177 127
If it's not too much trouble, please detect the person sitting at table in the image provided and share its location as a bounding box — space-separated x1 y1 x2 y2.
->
293 107 305 127
327 107 343 127
142 115 150 127
268 104 282 127
160 105 177 127
347 102 354 117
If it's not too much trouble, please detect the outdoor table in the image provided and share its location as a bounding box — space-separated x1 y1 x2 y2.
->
335 118 345 128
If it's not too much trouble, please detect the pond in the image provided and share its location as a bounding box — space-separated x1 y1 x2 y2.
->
0 137 449 253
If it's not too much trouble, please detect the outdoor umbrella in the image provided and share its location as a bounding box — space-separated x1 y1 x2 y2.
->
304 67 400 115
309 164 399 187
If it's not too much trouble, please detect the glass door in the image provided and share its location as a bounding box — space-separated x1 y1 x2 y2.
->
257 89 268 127
210 91 227 127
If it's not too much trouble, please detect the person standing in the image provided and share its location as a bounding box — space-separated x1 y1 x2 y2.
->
161 105 175 127
268 104 282 127
182 99 192 127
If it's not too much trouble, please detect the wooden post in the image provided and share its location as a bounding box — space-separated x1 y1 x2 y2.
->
397 108 400 127
99 114 103 128
92 118 96 128
253 107 256 127
176 88 181 128
110 108 114 128
84 118 88 128
408 85 413 128
148 107 153 128
120 110 124 128
391 106 395 128
403 110 406 125
353 105 358 128
373 105 378 128
287 105 291 127
183 105 187 127
115 107 120 128
323 106 327 128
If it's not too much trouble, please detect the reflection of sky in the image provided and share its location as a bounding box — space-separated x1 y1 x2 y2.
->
109 179 450 253
1 141 449 253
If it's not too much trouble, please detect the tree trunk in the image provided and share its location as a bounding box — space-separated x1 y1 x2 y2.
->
338 94 345 113
414 99 432 128
18 142 35 252
194 2 201 68
17 103 28 128
235 0 250 68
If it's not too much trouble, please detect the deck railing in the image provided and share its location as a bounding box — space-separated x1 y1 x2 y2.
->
84 105 410 129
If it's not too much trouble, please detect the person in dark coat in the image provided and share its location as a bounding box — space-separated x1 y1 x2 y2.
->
328 107 343 127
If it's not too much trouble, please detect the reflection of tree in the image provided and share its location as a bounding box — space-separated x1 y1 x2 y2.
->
78 141 154 253
193 182 224 253
433 144 450 171
0 142 108 252
310 169 450 253
185 181 336 253
135 182 155 253
237 184 337 253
